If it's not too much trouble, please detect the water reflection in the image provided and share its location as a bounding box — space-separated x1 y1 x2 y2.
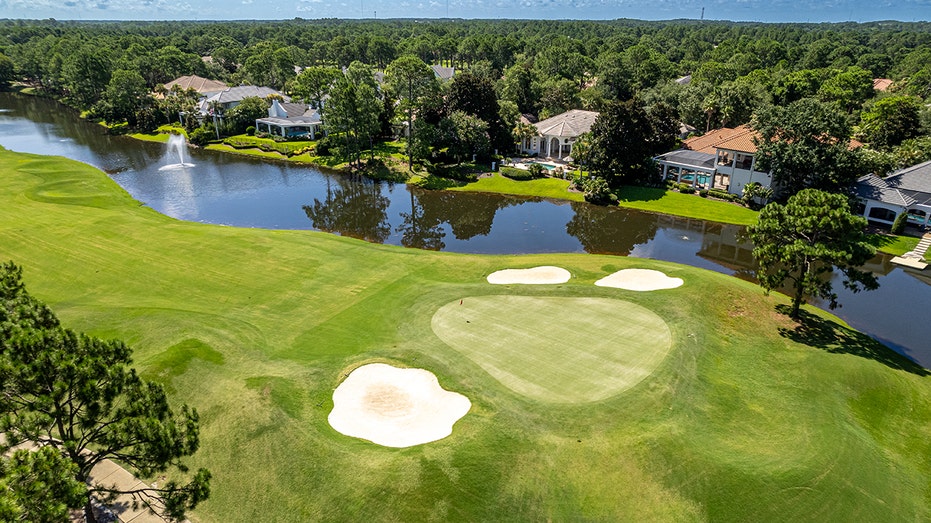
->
304 175 391 243
567 202 659 255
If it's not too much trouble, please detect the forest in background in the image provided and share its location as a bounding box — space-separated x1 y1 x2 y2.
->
2 18 931 193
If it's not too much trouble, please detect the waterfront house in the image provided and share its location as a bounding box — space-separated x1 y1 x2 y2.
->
255 99 322 139
519 109 599 160
856 160 931 227
655 125 772 195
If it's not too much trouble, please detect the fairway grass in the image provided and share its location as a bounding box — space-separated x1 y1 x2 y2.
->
2 146 931 522
431 296 672 403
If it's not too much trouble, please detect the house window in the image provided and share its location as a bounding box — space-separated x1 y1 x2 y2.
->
736 153 753 170
868 207 897 222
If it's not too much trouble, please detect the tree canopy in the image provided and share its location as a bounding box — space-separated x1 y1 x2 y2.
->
748 189 878 319
752 97 862 197
0 261 210 522
588 99 677 185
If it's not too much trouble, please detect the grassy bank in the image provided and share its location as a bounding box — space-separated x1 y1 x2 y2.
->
2 146 930 522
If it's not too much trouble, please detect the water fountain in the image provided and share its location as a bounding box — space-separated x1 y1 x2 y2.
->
159 133 195 171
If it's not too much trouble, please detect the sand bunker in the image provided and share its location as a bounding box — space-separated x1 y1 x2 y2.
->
595 269 684 291
328 363 471 448
486 266 571 285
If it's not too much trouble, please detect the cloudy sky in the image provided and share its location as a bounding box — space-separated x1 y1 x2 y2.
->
0 0 928 22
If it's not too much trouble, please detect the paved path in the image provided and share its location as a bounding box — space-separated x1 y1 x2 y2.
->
84 459 169 523
5 439 173 523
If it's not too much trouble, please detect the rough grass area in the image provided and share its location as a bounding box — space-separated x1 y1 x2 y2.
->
431 296 672 403
2 146 930 522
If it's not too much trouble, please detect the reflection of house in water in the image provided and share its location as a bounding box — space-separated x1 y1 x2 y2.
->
657 215 755 272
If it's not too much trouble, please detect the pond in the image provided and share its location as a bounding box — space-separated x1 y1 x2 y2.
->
0 92 927 366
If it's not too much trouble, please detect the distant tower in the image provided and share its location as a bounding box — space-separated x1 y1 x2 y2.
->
701 7 705 20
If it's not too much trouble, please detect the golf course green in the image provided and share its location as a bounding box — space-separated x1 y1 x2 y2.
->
432 295 672 403
2 145 930 522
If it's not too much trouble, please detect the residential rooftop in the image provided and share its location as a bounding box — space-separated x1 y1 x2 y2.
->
856 160 931 207
534 109 599 137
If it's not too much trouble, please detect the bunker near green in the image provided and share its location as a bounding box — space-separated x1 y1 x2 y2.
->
431 295 673 403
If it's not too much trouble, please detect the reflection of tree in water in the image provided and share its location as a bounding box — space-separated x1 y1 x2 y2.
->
396 189 445 250
415 188 521 240
303 174 391 243
566 201 660 255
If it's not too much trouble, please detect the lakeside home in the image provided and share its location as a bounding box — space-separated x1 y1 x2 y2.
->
255 99 322 139
856 160 931 227
655 125 772 196
519 109 599 160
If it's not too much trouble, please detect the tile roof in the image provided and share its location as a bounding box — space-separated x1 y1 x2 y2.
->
206 86 289 105
163 75 228 94
873 78 894 91
534 109 599 138
856 174 914 207
683 125 758 154
856 161 931 207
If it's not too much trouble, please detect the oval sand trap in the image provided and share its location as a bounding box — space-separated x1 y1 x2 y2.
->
432 296 672 403
595 269 684 291
328 363 471 448
486 266 571 285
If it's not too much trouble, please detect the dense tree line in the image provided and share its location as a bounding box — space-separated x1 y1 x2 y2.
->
3 18 931 193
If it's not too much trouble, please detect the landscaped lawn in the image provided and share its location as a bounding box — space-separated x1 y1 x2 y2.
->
451 172 585 201
4 146 930 522
616 186 760 225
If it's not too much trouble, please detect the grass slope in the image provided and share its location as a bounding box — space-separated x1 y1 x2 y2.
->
1 147 930 522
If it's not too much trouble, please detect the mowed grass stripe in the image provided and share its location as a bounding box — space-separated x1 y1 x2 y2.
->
431 296 672 403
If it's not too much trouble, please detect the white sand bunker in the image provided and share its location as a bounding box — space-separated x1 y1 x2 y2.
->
486 266 571 285
595 269 684 291
328 363 471 448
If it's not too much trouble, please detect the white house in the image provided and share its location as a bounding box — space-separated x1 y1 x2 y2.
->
654 125 772 196
856 160 931 227
519 109 599 160
255 99 322 139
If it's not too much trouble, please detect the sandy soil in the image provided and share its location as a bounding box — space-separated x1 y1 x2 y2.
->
486 266 571 285
594 268 684 291
328 363 471 448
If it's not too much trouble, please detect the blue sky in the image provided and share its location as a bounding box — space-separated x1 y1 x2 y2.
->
0 0 928 22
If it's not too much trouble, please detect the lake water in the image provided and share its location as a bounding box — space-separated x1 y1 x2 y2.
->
0 92 927 366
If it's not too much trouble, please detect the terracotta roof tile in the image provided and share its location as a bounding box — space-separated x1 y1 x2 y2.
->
163 75 228 94
873 78 893 91
683 125 757 154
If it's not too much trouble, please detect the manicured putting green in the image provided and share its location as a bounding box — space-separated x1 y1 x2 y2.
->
431 296 673 403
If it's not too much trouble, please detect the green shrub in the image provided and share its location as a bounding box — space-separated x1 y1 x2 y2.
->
677 183 694 193
891 211 908 234
188 126 214 146
708 188 739 202
246 126 256 136
501 166 534 181
316 136 334 156
527 163 545 179
699 189 709 197
581 176 617 205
